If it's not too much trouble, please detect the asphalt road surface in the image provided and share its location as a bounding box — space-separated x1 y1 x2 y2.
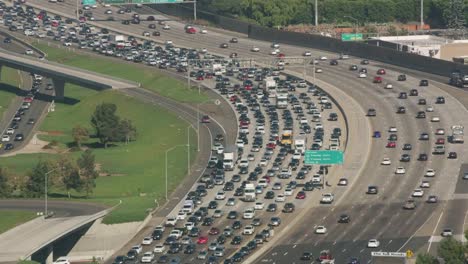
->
0 199 107 217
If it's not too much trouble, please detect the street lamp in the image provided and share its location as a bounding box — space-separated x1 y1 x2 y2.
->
197 99 221 152
165 144 186 201
420 0 424 28
44 167 62 217
344 15 358 34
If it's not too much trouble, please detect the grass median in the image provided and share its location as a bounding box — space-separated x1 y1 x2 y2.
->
0 210 37 234
0 67 23 119
31 42 209 104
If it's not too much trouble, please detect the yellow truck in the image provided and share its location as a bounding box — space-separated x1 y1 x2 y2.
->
281 130 293 146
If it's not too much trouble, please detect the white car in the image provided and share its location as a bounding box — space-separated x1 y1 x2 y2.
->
319 56 327 61
425 169 436 177
251 46 260 52
6 128 14 135
395 167 406 174
412 189 424 197
142 236 153 245
184 222 194 231
25 49 34 55
153 244 165 253
52 257 70 264
141 252 155 263
359 73 367 78
321 193 334 204
154 225 165 232
169 230 182 239
338 178 348 186
254 202 264 210
435 128 445 135
431 116 440 122
243 208 255 219
381 158 391 165
165 40 173 45
388 126 398 132
163 24 171 30
367 239 380 248
284 188 293 196
165 217 177 227
270 50 278 55
215 191 226 200
131 245 143 254
303 51 312 56
1 135 10 142
259 159 268 167
238 159 249 168
275 194 286 202
420 181 430 188
441 228 453 237
315 68 323 73
176 211 186 220
384 83 393 89
243 225 255 235
426 106 434 112
200 29 207 34
315 226 327 234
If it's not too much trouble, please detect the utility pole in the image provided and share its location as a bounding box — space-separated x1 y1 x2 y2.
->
194 0 197 21
76 0 79 20
420 0 424 28
187 126 190 174
314 0 318 27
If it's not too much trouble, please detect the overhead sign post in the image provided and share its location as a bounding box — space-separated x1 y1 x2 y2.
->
304 150 344 165
341 33 363 41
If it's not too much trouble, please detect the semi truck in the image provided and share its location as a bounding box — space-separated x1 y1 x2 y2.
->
243 183 256 202
223 152 234 171
450 125 464 143
263 76 277 98
294 135 307 154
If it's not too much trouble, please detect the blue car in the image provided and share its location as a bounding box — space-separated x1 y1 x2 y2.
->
373 131 381 138
349 258 360 264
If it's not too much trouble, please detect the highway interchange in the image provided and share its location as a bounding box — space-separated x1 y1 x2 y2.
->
2 1 468 263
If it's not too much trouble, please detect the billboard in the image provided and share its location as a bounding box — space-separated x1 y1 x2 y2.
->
103 0 185 3
341 33 363 41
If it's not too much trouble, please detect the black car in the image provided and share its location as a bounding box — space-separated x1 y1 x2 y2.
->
184 244 195 254
301 252 313 260
416 111 426 119
448 152 457 159
126 250 138 260
399 92 407 99
397 106 406 114
3 37 11 43
267 203 277 212
152 229 163 240
232 220 242 229
420 79 429 86
361 59 369 65
436 96 445 104
152 31 161 36
409 89 418 96
220 43 229 48
418 154 428 161
169 243 182 254
330 59 338 65
400 154 411 162
349 65 358 71
403 143 412 150
418 98 426 105
397 74 406 81
4 144 13 150
328 113 338 121
231 235 242 245
338 214 351 223
112 256 127 264
367 186 378 194
230 37 238 43
27 118 35 124
265 191 275 199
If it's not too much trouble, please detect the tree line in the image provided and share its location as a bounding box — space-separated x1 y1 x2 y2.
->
416 234 468 263
196 0 467 29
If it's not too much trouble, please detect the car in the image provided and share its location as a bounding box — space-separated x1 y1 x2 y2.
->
141 252 155 263
420 79 429 86
386 141 396 148
197 236 208 244
403 199 416 210
395 167 406 174
427 195 438 203
367 239 380 248
154 244 165 253
396 106 406 113
215 191 226 200
319 56 328 61
1 135 10 142
426 105 434 112
315 226 327 234
301 252 313 260
400 154 411 162
338 214 350 223
373 131 381 138
435 128 445 135
418 153 428 161
132 245 143 254
367 186 378 194
381 158 391 165
403 143 412 150
296 191 306 199
269 217 281 226
377 69 386 75
243 225 255 235
358 72 367 78
448 152 458 159
320 193 334 204
142 236 153 245
275 194 286 202
412 189 424 197
338 178 348 186
230 37 238 43
282 203 295 213
53 257 70 264
367 108 376 116
441 228 453 237
425 169 436 177
420 133 429 140
420 181 430 188
410 89 419 96
251 46 260 52
197 250 208 260
431 116 440 122
220 43 228 48
303 51 312 56
398 74 406 81
373 76 383 83
436 96 445 104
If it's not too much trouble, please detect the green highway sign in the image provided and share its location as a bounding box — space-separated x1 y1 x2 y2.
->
82 0 96 5
103 0 184 3
341 33 363 41
304 150 344 165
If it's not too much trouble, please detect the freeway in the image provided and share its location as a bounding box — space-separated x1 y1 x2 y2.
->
21 1 468 262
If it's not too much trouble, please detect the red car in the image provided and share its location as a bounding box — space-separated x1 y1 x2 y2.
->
377 69 386 75
262 176 271 183
186 27 196 34
196 75 204 81
386 141 396 148
197 236 208 244
436 138 445 145
240 120 250 126
205 73 213 79
296 191 306 199
266 142 276 149
201 115 210 123
244 85 252 90
229 95 238 102
23 97 33 103
208 227 220 235
373 76 383 83
278 53 285 58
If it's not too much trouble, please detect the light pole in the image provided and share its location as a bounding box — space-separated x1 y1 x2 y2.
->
165 144 186 201
44 167 62 217
314 0 318 27
196 99 220 152
344 15 358 34
420 0 424 28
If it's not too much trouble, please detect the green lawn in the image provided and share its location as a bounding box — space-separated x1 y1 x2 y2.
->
1 87 197 224
0 210 37 234
32 42 209 103
0 67 22 118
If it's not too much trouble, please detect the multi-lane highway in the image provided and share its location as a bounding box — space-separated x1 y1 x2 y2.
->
9 1 468 263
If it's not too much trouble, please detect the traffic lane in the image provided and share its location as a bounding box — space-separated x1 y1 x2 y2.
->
436 199 468 238
455 164 468 194
0 199 108 217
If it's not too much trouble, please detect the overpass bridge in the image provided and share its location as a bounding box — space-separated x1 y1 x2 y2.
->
0 207 112 263
0 48 139 99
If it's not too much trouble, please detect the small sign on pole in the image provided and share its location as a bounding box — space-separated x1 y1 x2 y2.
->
371 252 406 258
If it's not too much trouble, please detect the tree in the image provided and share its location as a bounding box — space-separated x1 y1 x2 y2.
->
0 167 11 198
437 237 465 263
78 150 99 197
25 160 51 198
117 119 137 143
416 253 439 264
72 125 89 149
443 0 465 29
91 103 120 148
59 157 83 197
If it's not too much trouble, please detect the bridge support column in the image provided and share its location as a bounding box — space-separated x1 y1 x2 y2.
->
52 78 65 101
0 64 3 80
45 244 53 264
